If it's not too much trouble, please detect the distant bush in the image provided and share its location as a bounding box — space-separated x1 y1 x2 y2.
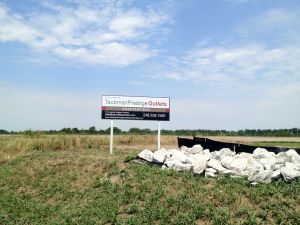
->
0 129 9 134
1 127 299 137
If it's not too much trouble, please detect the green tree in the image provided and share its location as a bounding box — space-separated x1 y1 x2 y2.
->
129 128 141 134
88 126 97 134
105 127 122 134
0 129 9 134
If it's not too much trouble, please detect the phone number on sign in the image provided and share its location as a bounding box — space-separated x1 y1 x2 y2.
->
143 113 166 118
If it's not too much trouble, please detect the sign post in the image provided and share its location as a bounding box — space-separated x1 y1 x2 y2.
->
110 120 113 154
101 95 170 154
158 121 161 150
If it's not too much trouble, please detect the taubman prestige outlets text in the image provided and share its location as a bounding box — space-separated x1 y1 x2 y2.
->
105 99 167 107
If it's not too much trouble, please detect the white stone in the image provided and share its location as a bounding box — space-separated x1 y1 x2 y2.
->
221 155 234 169
185 156 194 164
164 157 179 168
189 144 203 154
210 151 221 160
220 148 236 160
276 152 287 164
192 159 207 175
202 150 211 161
138 149 153 162
202 153 211 162
239 152 253 159
280 162 300 181
220 147 235 155
205 172 216 177
179 145 189 152
153 149 168 164
173 162 192 171
245 159 264 178
180 146 198 155
190 153 211 163
287 150 300 167
203 149 210 154
186 154 207 165
271 170 281 179
207 159 227 173
164 156 192 171
246 158 264 171
138 146 299 184
285 149 299 159
205 167 217 173
253 148 268 157
248 169 272 184
171 150 189 163
167 149 179 156
253 148 275 159
274 163 284 170
257 157 276 172
230 157 249 171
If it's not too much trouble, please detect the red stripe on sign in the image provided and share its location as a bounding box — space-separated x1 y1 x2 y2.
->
166 108 170 112
102 106 107 110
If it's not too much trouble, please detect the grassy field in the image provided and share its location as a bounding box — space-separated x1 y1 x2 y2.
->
0 135 300 224
208 136 300 149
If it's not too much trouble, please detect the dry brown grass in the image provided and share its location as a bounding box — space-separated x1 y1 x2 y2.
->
0 134 178 161
1 134 299 161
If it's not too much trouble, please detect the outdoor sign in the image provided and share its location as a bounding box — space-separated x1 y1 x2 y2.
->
101 95 170 154
101 95 170 121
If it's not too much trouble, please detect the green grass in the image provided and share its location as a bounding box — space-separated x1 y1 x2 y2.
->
0 135 300 224
254 141 300 149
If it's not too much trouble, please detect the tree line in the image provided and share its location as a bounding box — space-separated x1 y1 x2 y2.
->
0 127 300 137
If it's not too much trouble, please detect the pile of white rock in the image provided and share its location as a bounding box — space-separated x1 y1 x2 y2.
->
138 145 300 184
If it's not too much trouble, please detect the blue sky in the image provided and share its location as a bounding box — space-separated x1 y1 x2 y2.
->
0 0 300 131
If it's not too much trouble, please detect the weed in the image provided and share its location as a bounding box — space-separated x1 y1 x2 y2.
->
210 207 230 225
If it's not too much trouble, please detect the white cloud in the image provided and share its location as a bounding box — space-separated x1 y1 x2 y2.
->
161 43 300 80
52 42 154 66
157 6 300 98
0 5 40 43
130 80 147 86
236 8 300 43
0 1 171 66
158 42 300 104
258 8 299 28
225 0 264 5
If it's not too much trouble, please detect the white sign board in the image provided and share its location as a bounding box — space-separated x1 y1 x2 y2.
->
101 95 170 121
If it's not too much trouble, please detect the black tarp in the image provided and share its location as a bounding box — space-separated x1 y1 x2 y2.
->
177 136 300 154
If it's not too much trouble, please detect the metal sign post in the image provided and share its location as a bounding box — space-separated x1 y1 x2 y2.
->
110 120 113 154
158 121 161 150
